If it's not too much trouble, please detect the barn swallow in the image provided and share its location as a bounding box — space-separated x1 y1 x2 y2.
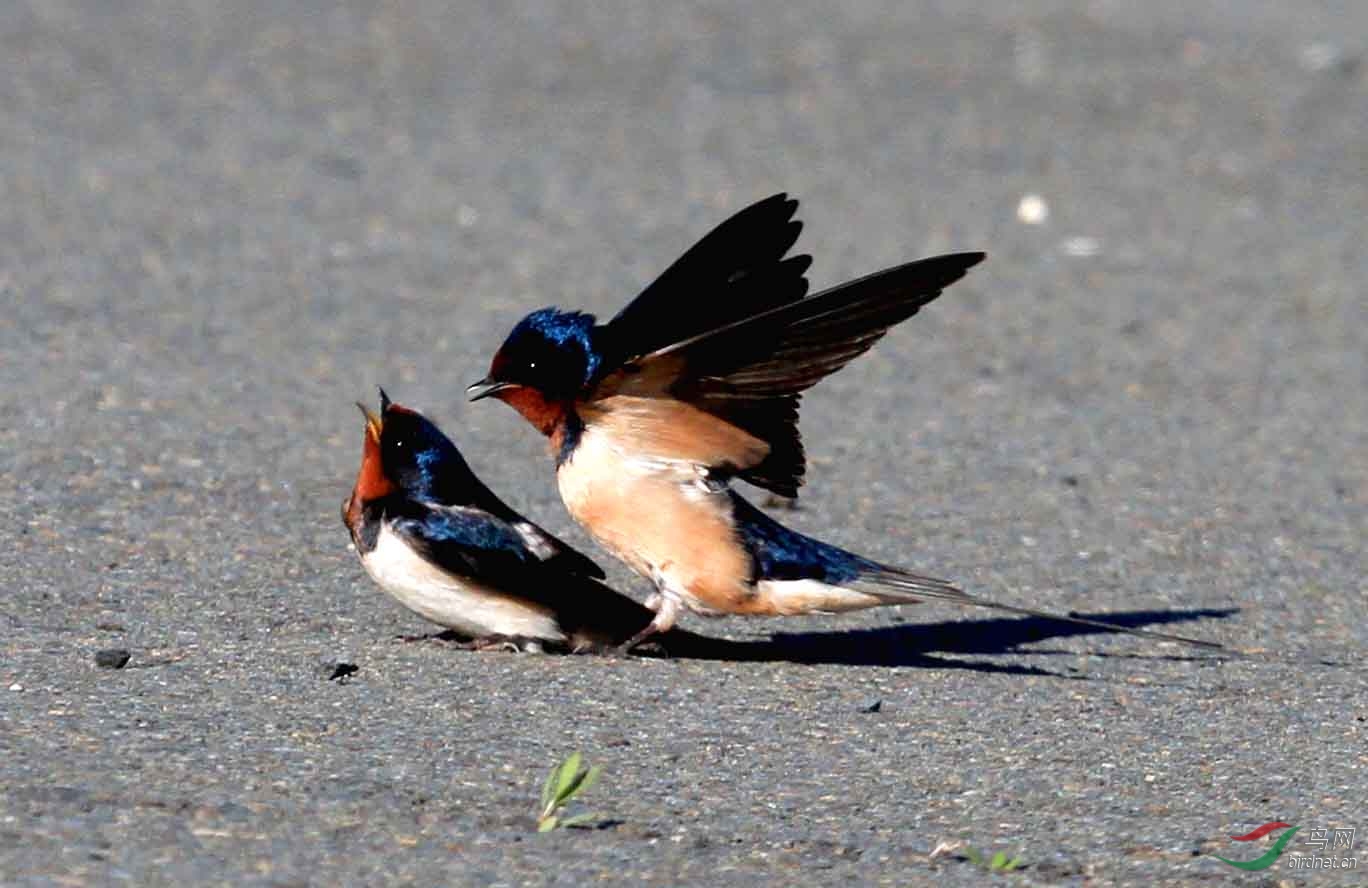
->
467 194 1219 652
341 389 671 653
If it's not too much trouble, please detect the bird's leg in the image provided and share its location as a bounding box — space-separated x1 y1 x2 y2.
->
617 589 683 655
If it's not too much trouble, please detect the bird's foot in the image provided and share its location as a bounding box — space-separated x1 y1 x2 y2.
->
616 590 683 656
615 622 673 658
628 638 671 658
461 634 541 653
581 634 670 658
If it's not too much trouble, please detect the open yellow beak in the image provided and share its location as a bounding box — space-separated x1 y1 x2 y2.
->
356 402 383 442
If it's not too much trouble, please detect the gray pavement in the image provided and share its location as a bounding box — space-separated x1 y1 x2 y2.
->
2 1 1365 885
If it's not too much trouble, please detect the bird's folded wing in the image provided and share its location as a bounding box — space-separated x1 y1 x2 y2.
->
388 503 600 586
459 478 606 579
505 516 606 579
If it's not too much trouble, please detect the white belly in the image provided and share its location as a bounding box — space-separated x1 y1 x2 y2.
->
360 525 565 642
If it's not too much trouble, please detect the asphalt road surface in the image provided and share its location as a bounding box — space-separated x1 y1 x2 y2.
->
2 1 1365 885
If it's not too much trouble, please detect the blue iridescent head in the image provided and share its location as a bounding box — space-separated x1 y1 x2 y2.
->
375 389 473 502
469 308 601 402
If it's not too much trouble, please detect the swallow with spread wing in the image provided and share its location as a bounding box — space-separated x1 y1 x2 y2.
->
468 194 1219 653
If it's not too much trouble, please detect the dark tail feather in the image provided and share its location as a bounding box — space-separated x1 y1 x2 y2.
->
854 569 1224 650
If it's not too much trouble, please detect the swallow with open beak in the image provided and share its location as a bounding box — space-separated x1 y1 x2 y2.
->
467 193 1221 653
342 389 670 653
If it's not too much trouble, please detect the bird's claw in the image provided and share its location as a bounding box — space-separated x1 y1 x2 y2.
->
462 635 540 653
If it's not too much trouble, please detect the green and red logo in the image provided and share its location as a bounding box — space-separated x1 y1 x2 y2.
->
1212 822 1300 871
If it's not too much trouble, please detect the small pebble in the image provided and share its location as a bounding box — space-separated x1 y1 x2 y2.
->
863 699 883 713
320 661 359 682
1017 194 1049 225
95 649 132 670
8 683 22 692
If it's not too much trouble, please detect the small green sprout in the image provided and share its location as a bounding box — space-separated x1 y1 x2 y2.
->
962 845 1025 872
537 751 602 832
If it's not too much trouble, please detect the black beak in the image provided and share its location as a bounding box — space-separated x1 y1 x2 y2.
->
467 378 514 401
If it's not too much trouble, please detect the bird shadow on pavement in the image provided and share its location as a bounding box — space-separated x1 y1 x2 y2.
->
661 607 1238 676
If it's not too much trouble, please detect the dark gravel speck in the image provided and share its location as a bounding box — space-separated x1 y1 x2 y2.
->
93 649 131 670
320 662 359 682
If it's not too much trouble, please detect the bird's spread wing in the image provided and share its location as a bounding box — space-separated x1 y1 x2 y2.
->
388 502 603 585
589 251 987 495
600 193 811 364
